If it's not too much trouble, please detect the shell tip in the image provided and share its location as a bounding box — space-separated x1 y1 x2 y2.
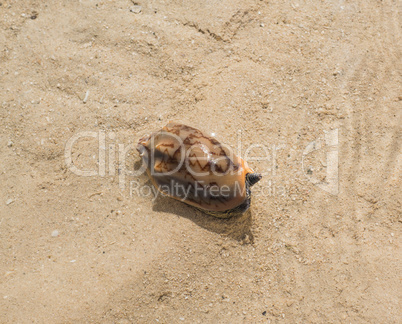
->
247 173 262 186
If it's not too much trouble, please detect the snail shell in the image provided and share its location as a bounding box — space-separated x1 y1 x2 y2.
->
137 122 261 218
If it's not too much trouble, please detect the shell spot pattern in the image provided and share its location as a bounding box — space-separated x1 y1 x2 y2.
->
137 122 262 218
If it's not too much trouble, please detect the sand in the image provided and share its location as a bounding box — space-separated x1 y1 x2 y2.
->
0 0 401 322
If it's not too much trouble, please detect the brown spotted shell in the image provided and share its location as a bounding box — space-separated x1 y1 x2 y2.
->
136 122 261 218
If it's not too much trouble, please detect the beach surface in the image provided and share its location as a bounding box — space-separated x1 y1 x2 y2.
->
0 0 401 322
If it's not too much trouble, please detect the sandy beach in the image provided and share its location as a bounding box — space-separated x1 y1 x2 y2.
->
0 0 401 322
